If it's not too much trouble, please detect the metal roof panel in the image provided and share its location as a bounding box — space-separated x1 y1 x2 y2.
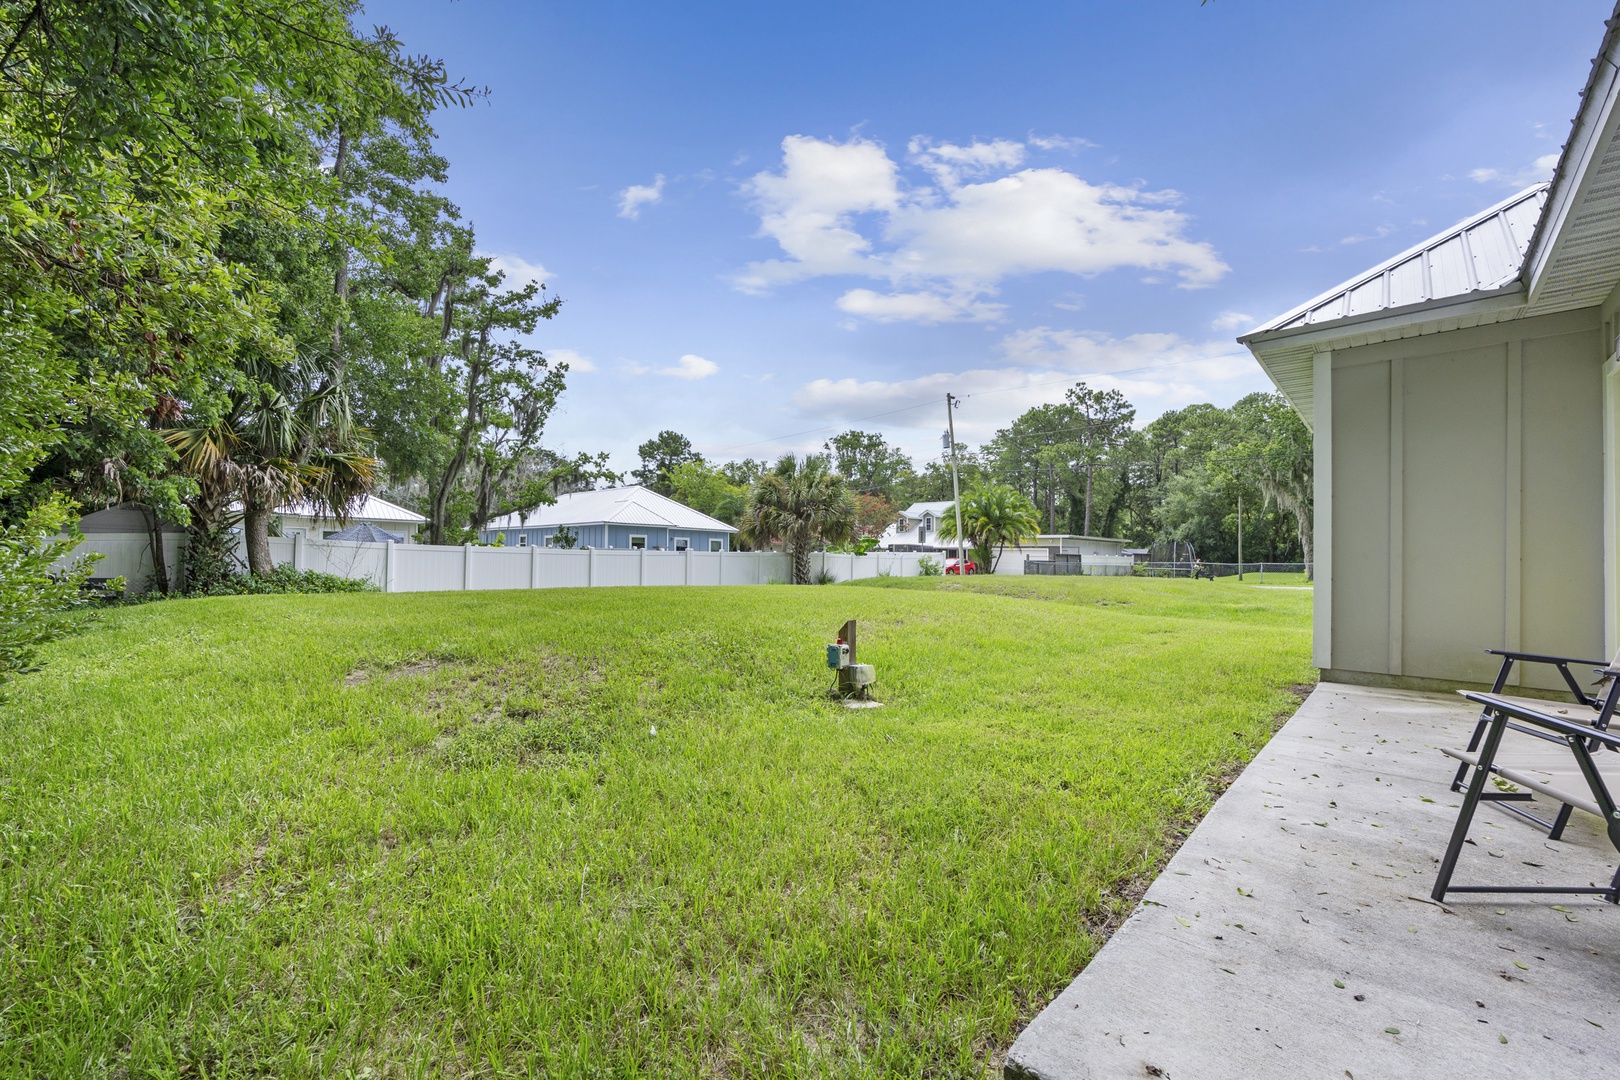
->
1243 184 1548 342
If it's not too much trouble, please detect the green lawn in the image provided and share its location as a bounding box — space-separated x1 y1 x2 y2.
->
0 576 1312 1078
1210 571 1313 588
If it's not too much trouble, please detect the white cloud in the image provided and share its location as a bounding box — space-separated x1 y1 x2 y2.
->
1469 152 1559 188
548 347 596 373
909 135 1026 188
998 327 1253 380
1210 311 1254 332
617 174 666 219
658 353 719 379
791 327 1264 445
1028 133 1097 153
1339 224 1395 245
736 134 1228 323
835 288 1003 323
480 252 552 290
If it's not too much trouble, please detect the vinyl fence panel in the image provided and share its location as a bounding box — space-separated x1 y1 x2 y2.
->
60 533 924 593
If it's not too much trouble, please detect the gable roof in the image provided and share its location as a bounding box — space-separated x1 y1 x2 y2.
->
899 501 955 520
484 485 738 534
275 494 426 525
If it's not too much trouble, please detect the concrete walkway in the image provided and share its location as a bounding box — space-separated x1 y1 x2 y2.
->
1006 683 1619 1080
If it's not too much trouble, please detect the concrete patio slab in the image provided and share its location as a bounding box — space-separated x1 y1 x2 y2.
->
1006 683 1619 1080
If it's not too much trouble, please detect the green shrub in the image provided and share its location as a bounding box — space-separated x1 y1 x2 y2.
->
197 566 377 596
0 496 102 693
917 556 942 577
812 568 838 585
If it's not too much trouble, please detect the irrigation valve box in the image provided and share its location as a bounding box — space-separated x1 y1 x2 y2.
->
827 621 878 700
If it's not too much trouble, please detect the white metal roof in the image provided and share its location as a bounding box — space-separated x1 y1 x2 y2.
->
899 501 955 520
1244 184 1547 340
276 494 426 524
485 485 739 533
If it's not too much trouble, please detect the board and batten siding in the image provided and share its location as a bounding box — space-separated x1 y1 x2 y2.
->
482 522 731 551
1325 308 1605 690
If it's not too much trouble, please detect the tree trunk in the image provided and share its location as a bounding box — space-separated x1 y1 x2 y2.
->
331 124 351 376
244 500 275 576
427 327 490 544
138 503 170 595
791 542 811 584
1298 506 1314 581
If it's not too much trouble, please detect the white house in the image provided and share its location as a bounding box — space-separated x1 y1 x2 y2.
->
1241 3 1620 691
877 501 956 550
481 485 737 551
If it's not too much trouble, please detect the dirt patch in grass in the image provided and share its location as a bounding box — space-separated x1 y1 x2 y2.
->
342 654 457 687
423 651 610 769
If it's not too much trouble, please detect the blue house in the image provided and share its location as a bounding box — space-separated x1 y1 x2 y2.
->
481 485 738 551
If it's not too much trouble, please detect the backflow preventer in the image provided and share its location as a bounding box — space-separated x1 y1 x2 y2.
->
826 618 876 699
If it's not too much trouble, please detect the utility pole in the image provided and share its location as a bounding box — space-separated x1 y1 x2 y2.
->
946 394 966 571
1237 491 1243 581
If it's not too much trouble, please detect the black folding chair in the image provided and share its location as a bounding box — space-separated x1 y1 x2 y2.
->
1433 693 1620 905
1448 649 1620 839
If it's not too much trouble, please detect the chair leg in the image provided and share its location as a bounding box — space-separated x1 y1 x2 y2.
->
1566 737 1620 904
1450 711 1492 793
1546 801 1574 842
1433 710 1509 903
1453 655 1516 793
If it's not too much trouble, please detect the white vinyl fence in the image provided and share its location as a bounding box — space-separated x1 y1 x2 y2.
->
59 532 935 594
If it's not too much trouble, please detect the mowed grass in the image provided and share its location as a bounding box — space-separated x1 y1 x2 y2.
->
0 576 1312 1078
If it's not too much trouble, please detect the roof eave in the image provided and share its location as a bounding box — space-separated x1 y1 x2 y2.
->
1240 284 1527 352
1522 7 1620 304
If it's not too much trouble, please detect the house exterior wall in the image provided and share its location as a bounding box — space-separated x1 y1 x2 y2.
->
1324 308 1605 690
483 522 731 551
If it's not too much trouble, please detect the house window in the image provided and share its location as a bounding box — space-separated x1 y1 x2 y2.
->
709 539 723 552
674 537 689 551
517 534 528 547
629 535 647 550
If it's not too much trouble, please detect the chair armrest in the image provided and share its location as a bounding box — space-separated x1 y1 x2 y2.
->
1461 692 1620 751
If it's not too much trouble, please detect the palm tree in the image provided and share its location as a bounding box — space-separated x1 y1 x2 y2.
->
939 484 1041 572
165 358 378 578
741 454 856 584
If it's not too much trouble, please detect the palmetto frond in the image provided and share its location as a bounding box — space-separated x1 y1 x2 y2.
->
742 454 856 582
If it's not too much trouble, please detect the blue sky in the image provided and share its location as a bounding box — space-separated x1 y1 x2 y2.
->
368 0 1607 472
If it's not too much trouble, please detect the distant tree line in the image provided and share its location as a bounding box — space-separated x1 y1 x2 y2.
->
641 384 1312 570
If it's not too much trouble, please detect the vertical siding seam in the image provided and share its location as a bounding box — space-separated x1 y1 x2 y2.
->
1314 348 1334 671
1604 358 1620 658
1388 357 1404 676
1505 340 1524 676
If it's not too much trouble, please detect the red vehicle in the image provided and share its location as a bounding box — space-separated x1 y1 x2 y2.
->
944 558 978 575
